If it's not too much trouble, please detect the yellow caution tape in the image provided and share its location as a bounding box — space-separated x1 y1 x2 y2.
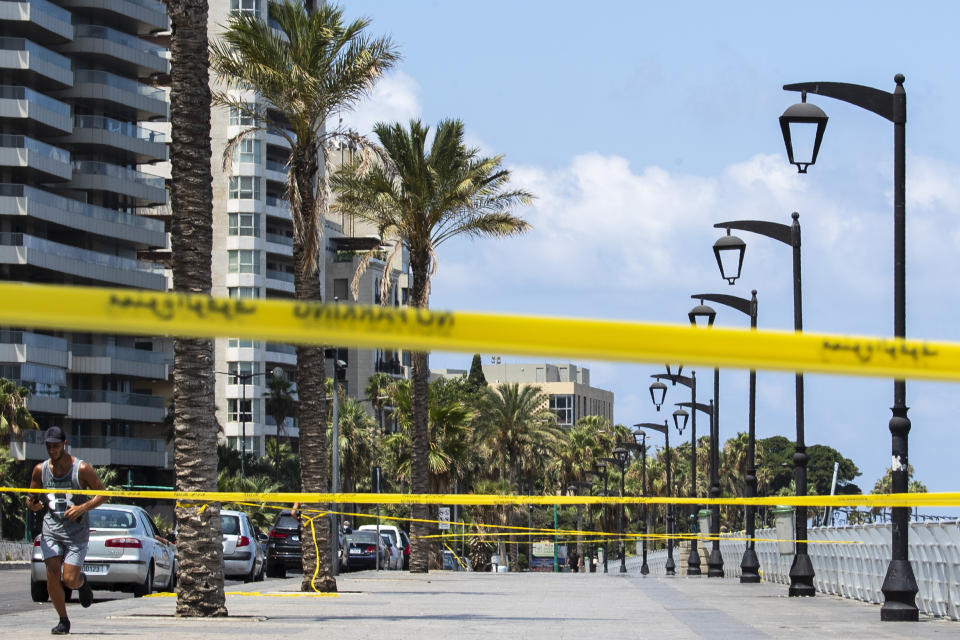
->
0 282 955 380
4 486 957 507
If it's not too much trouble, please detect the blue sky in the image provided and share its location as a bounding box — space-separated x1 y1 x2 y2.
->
335 1 960 505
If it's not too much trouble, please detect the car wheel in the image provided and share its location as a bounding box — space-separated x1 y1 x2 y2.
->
168 564 178 592
265 562 284 578
133 563 154 598
244 561 257 583
30 580 48 603
255 560 265 582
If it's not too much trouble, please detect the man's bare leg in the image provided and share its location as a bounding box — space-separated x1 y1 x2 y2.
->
44 556 67 619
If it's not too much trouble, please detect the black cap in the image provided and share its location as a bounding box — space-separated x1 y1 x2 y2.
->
44 426 66 443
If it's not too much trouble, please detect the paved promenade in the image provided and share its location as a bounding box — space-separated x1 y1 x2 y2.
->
4 571 957 639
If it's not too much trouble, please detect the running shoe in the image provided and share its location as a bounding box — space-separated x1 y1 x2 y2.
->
51 619 70 635
79 575 93 608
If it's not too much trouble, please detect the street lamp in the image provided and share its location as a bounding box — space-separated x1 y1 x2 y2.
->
221 366 285 481
649 380 667 411
676 397 721 577
779 92 828 173
329 358 347 577
690 291 761 583
594 462 609 574
612 446 630 574
650 371 701 576
583 472 598 572
633 429 649 575
781 75 916 620
713 211 811 594
635 420 674 576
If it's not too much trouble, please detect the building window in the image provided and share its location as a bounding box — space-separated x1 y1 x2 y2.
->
228 286 259 299
226 435 260 453
228 338 259 349
228 361 256 384
229 212 260 237
228 249 260 274
234 138 260 164
230 0 260 16
229 176 261 200
229 103 256 126
228 398 255 423
550 394 573 426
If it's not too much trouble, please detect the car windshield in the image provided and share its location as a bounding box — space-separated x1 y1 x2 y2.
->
379 534 393 546
221 515 240 535
89 509 137 529
274 515 298 530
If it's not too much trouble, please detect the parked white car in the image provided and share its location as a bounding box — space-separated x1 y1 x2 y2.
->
221 509 265 582
30 504 176 601
379 532 402 570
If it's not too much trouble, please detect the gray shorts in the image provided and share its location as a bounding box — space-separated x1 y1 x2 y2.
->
40 534 89 567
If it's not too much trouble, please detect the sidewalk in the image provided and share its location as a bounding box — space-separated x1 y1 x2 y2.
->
4 571 957 639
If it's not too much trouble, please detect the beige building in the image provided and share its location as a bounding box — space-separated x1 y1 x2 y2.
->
435 362 614 427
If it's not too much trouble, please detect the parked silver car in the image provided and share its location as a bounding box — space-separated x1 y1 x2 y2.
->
221 509 265 582
30 504 176 601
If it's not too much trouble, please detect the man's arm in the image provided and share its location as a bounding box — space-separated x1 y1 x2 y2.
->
64 462 108 521
26 464 44 512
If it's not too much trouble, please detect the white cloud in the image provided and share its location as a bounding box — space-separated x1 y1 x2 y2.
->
334 70 422 136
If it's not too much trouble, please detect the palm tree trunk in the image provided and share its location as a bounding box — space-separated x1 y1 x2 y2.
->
409 251 431 572
576 505 584 572
167 0 225 617
291 155 335 592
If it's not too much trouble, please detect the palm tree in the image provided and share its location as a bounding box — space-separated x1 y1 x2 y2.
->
331 126 532 572
0 377 34 540
365 372 394 435
210 0 398 591
0 377 36 447
264 373 296 483
166 0 224 616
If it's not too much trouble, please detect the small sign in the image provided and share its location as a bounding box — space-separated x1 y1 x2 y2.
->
438 506 451 530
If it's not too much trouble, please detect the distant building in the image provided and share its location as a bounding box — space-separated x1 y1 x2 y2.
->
433 362 614 427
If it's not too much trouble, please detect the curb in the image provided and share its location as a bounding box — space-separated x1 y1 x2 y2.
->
0 561 29 570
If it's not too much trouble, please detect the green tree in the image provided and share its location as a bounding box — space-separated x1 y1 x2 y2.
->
0 377 37 447
467 355 487 389
264 372 296 483
166 0 224 614
331 119 532 572
210 0 398 591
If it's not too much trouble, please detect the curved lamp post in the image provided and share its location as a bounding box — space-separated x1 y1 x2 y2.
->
612 446 631 573
220 366 285 481
676 397 721 577
594 462 609 574
633 429 649 575
714 213 811 593
690 291 761 583
650 371 701 576
780 75 916 620
636 420 673 575
686 299 723 578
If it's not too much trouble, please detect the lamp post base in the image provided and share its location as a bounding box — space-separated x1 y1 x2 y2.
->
740 548 761 583
788 553 816 596
641 562 649 575
707 548 724 578
880 559 919 621
665 556 676 576
687 546 702 576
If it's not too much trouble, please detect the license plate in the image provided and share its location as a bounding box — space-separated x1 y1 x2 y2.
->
83 564 107 575
349 548 362 555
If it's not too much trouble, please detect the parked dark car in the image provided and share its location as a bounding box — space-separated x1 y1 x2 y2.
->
265 510 302 578
341 530 389 572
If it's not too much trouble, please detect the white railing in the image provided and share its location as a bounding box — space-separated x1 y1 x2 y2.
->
636 521 960 620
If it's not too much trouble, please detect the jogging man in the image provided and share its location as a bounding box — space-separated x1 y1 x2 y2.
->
27 426 108 635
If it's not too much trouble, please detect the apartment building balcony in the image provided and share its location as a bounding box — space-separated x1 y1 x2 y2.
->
0 329 68 369
65 115 167 164
13 429 170 467
264 231 293 256
0 36 72 89
56 0 168 35
0 84 71 135
0 183 165 246
70 388 166 423
0 0 73 43
264 194 291 221
67 160 166 206
60 69 167 120
0 232 166 289
375 356 405 377
264 341 296 366
60 24 168 77
71 343 167 379
0 133 70 180
265 268 294 293
264 158 288 183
